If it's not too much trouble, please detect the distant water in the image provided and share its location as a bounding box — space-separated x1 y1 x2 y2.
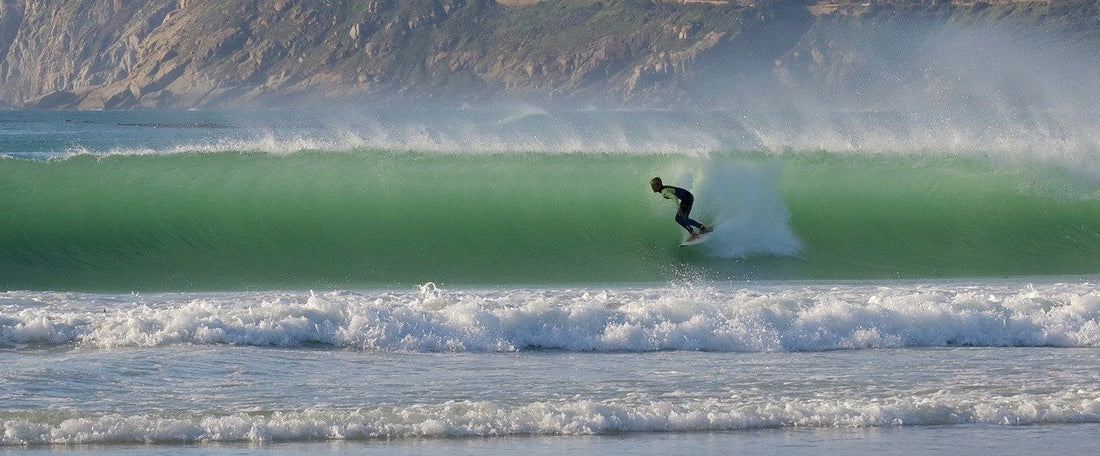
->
2 110 1099 454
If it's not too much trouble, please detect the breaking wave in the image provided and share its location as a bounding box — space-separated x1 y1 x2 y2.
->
3 282 1098 352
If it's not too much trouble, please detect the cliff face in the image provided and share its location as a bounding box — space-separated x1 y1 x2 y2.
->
0 0 1097 109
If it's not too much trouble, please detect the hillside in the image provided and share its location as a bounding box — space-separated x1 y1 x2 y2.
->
0 0 1097 109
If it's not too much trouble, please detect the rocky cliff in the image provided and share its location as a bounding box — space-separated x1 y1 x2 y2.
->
0 0 1097 109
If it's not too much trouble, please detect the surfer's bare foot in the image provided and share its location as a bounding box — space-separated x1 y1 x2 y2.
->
686 233 699 242
700 225 712 234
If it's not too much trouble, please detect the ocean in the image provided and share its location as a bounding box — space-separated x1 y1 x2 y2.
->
2 109 1099 454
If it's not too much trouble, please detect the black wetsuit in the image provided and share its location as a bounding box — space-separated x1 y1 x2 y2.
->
659 185 704 233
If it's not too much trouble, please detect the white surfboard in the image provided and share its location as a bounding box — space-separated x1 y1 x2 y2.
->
679 231 712 247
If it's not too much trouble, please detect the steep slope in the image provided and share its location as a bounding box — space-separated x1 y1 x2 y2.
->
0 0 1097 109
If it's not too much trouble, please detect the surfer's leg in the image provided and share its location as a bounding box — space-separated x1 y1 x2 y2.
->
678 199 706 232
677 202 704 231
677 200 698 233
675 213 696 233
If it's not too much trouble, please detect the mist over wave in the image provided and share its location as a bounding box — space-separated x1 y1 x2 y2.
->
6 105 1100 185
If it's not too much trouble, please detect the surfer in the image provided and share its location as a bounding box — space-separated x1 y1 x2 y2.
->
650 177 711 242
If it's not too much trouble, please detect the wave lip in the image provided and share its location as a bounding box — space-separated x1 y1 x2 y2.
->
3 282 1098 352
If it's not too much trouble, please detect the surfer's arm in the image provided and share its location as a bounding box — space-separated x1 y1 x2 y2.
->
660 187 678 202
660 188 685 214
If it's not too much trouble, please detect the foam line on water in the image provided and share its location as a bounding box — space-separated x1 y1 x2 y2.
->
3 282 1098 352
3 390 1099 445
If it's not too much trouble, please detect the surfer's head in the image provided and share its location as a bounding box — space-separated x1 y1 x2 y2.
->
649 177 662 192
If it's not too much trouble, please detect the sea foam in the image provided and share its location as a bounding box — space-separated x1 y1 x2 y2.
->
3 391 1099 445
2 282 1098 352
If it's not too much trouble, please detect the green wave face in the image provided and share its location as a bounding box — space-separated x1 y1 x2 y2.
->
782 153 1100 278
2 150 1099 291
